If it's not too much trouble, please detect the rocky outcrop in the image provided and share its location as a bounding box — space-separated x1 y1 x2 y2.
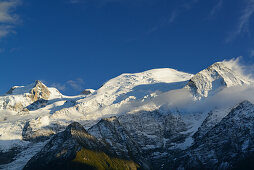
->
0 147 21 166
7 102 27 112
23 122 143 170
26 99 48 111
170 101 254 169
88 116 149 169
117 111 190 168
22 117 55 142
27 80 51 102
1 80 51 112
89 113 190 169
6 86 19 95
81 89 95 95
193 108 230 141
118 110 188 149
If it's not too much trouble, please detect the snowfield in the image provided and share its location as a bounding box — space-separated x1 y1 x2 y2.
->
1 58 254 169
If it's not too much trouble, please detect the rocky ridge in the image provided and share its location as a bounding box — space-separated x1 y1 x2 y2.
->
23 122 146 170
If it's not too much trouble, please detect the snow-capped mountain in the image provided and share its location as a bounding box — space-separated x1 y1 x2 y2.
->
0 80 63 112
185 61 252 99
1 59 254 169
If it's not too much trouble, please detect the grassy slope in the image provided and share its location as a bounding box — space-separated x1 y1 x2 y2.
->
72 148 140 170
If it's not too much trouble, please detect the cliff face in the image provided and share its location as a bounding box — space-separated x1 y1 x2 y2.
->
167 101 254 169
27 80 51 102
23 122 143 170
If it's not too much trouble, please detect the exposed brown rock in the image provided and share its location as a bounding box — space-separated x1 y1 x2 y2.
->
81 89 95 95
28 80 51 102
7 102 24 112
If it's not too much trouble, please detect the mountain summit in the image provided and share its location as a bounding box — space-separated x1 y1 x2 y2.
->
0 80 62 112
1 59 254 169
186 61 252 99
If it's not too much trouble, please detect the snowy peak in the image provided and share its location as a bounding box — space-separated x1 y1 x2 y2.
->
65 122 94 140
96 68 193 104
0 80 62 112
209 62 251 86
28 80 51 101
5 80 62 99
6 80 50 98
99 68 193 93
186 61 252 99
228 100 254 118
73 68 194 115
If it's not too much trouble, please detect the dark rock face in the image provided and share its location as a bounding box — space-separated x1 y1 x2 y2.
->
118 111 188 161
90 111 189 169
169 101 254 170
88 116 150 169
23 122 83 169
193 108 229 142
6 86 18 95
0 147 21 166
23 122 144 170
22 121 55 142
26 99 48 111
81 89 94 95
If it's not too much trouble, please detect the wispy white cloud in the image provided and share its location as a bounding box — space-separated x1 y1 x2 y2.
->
0 0 20 23
117 58 254 114
146 0 199 35
210 0 223 17
0 0 21 39
0 25 14 38
170 0 199 23
67 78 85 91
182 0 199 10
51 83 67 91
226 0 254 42
51 78 85 93
168 10 179 24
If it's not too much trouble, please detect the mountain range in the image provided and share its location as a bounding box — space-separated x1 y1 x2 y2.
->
1 59 254 169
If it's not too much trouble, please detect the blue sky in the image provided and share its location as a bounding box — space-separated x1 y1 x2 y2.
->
1 0 254 95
